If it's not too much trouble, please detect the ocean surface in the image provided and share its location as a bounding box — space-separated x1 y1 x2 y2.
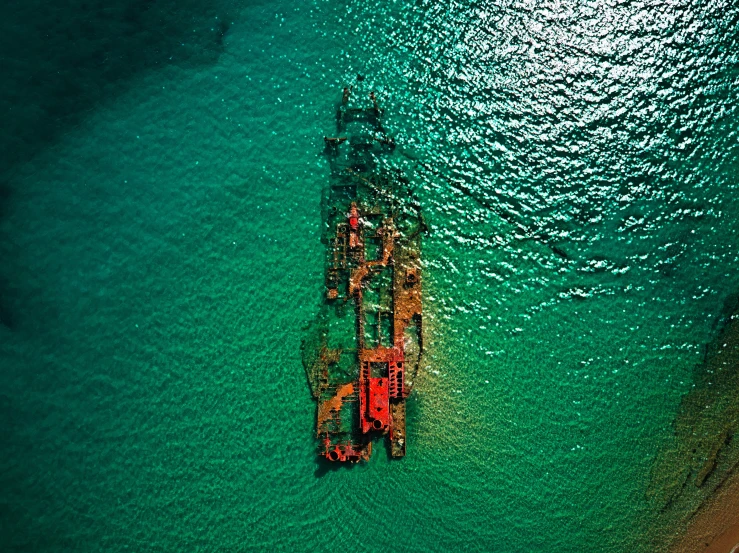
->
1 1 738 551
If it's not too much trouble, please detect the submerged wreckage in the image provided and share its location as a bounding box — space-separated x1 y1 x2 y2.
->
302 80 424 462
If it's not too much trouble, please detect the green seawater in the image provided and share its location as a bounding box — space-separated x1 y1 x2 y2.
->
1 1 738 551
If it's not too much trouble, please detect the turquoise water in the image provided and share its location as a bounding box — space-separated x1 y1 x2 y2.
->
1 1 739 551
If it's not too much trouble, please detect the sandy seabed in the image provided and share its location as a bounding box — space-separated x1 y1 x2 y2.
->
671 468 739 553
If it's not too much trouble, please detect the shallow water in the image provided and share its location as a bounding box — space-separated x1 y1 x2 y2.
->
1 1 738 551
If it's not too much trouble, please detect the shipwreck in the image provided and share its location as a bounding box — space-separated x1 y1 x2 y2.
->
302 79 425 462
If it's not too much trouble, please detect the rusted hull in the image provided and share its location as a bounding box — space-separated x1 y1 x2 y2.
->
302 82 424 462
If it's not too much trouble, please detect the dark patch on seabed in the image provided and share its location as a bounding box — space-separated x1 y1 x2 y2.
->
0 0 234 177
647 293 739 547
0 293 14 331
